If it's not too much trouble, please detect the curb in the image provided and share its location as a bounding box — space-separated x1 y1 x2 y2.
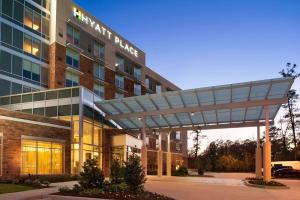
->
243 180 289 189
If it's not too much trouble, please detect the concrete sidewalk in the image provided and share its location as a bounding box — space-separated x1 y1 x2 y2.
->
0 181 77 200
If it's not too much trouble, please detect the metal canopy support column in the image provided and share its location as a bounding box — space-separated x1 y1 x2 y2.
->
166 132 172 176
263 106 272 182
255 125 262 178
157 132 163 177
141 117 148 176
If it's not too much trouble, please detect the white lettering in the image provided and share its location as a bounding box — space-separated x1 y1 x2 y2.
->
81 14 89 24
73 7 139 58
95 24 101 33
89 18 95 28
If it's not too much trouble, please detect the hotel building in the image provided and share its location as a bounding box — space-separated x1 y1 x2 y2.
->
0 0 187 177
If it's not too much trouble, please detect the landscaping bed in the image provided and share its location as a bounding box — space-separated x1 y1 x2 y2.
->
55 156 175 200
244 177 289 189
56 189 174 200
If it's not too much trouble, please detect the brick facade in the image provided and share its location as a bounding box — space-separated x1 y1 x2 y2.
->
49 43 67 89
0 109 71 178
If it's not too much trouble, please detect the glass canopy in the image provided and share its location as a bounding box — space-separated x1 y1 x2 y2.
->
96 77 294 131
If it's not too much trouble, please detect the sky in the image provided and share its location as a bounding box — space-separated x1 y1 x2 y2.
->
73 0 300 151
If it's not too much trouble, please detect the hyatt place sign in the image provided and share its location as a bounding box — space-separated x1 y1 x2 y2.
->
73 8 139 58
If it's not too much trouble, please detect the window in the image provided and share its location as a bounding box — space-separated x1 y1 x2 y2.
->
116 56 125 71
21 139 64 175
0 79 11 96
42 17 50 36
23 60 41 82
94 42 104 60
156 85 162 93
11 82 22 95
134 67 141 80
65 71 79 87
94 83 104 99
67 24 80 45
23 34 41 57
45 106 57 117
115 92 124 99
24 7 41 32
0 51 12 73
66 49 79 69
93 63 105 80
115 75 124 89
1 23 12 45
12 55 23 76
13 1 24 23
134 84 141 96
0 133 2 176
2 0 13 17
13 28 23 49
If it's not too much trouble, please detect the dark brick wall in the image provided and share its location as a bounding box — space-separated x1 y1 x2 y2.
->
80 55 94 91
0 109 71 178
49 43 67 89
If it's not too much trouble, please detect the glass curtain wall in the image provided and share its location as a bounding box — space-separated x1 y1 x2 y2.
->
0 86 117 174
21 139 64 175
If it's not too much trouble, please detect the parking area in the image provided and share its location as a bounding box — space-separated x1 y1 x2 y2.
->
145 173 300 200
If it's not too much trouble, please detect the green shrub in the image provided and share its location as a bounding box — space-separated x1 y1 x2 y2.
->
79 188 104 197
124 155 146 192
110 159 124 184
79 159 105 189
198 167 204 175
173 166 188 176
108 183 128 193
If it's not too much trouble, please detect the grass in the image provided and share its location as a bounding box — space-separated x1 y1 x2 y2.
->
0 184 34 194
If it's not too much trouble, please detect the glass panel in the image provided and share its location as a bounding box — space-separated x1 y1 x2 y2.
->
52 143 62 174
58 105 71 116
46 91 57 100
11 82 22 95
24 7 33 28
23 60 32 79
13 28 23 49
33 12 41 31
0 51 12 73
32 38 41 57
83 121 93 145
24 35 32 54
0 79 11 96
33 107 45 116
13 1 24 22
37 141 51 174
12 55 22 76
22 140 37 174
34 92 45 101
45 106 57 117
1 22 12 45
11 95 21 104
22 94 32 103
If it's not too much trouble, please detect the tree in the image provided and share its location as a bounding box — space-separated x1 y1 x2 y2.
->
79 159 105 189
279 63 300 160
191 130 206 158
110 159 124 184
123 155 146 192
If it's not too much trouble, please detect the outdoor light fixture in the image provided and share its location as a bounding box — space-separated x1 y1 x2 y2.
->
115 63 119 67
137 117 142 121
190 112 195 116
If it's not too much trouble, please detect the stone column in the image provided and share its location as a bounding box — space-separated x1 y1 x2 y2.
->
157 132 163 177
141 117 147 176
263 106 272 182
255 126 262 178
166 132 172 176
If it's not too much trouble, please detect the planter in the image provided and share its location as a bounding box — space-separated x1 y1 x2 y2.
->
243 180 289 189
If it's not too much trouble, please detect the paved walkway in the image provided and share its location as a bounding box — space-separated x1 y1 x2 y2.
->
0 181 77 200
146 173 300 200
0 173 299 200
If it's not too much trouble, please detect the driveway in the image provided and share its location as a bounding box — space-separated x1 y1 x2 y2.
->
145 173 300 200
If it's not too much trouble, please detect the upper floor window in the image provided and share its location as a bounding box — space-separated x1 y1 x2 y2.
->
93 63 105 80
115 92 124 99
116 56 125 71
24 34 41 57
24 7 41 32
115 75 124 89
94 42 104 60
145 78 150 89
23 60 40 82
134 84 141 96
65 71 79 87
67 24 80 46
66 49 79 69
32 0 51 10
134 67 141 81
94 83 104 99
156 85 162 93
